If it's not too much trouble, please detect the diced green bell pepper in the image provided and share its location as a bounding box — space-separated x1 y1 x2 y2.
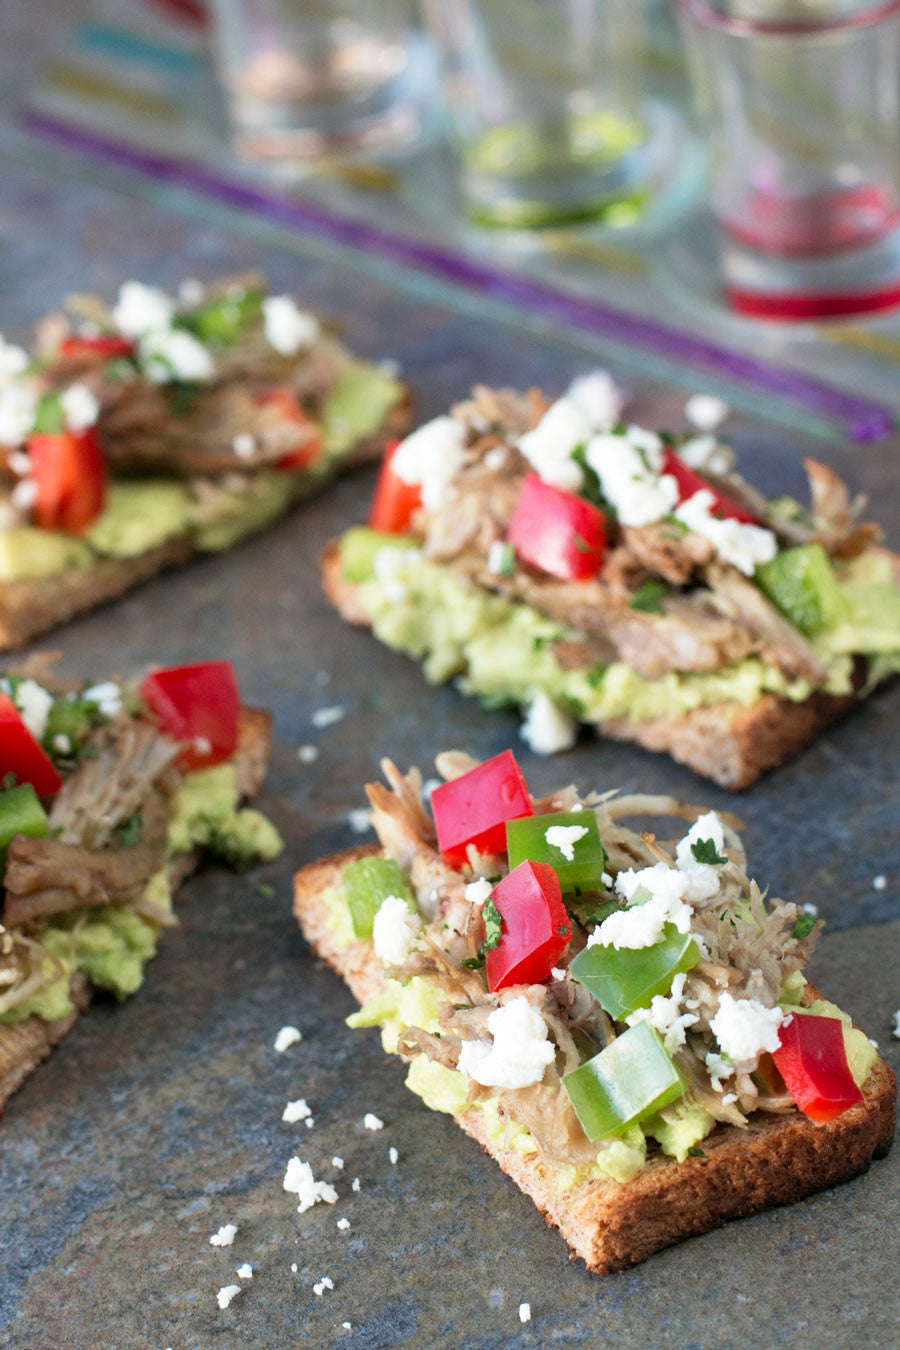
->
178 288 262 346
42 695 101 755
342 855 416 940
756 543 844 635
339 527 419 584
506 810 606 892
568 924 700 1021
562 1022 685 1141
0 783 49 857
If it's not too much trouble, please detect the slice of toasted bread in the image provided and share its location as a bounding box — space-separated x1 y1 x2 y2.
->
0 705 274 1115
320 542 865 790
294 843 897 1274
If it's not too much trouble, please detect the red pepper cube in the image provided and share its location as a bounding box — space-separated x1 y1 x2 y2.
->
29 428 108 535
772 1013 864 1124
507 474 606 581
486 860 571 991
368 439 422 535
431 749 532 867
140 661 240 771
661 448 761 525
0 692 62 797
257 388 323 469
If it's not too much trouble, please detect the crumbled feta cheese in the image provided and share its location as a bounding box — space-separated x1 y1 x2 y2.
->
685 393 729 432
873 874 887 891
544 823 589 863
625 972 698 1054
342 1322 352 1331
337 1217 350 1230
520 692 577 755
601 872 613 888
516 397 589 492
465 878 494 907
391 416 467 512
705 1051 732 1090
139 327 214 384
13 679 53 740
348 808 371 834
892 1010 900 1039
678 434 733 476
801 902 819 916
113 281 175 338
363 1113 384 1131
291 1263 298 1273
7 449 30 477
297 744 319 763
332 1156 344 1169
457 996 555 1089
709 993 784 1075
282 1157 338 1212
550 967 567 980
388 1146 399 1165
52 733 71 755
593 864 693 949
487 540 512 574
373 894 422 966
305 1117 315 1129
567 369 624 429
0 382 37 446
282 1098 312 1124
675 490 777 576
483 446 507 471
312 705 345 729
585 430 678 527
351 1177 361 1192
372 544 419 603
178 277 205 306
82 681 122 718
675 812 727 902
193 736 212 757
721 1092 738 1106
0 335 29 381
216 1284 241 1310
10 478 37 511
518 1302 532 1324
236 1263 253 1280
313 1276 334 1297
60 381 100 432
209 1224 238 1247
263 295 320 355
232 432 256 458
274 1025 302 1052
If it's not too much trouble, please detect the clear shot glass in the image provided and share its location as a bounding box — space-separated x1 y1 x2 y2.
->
208 0 424 165
420 0 675 229
678 0 900 319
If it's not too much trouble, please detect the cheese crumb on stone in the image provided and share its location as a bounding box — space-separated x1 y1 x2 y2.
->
517 397 589 492
237 1264 253 1280
209 1224 238 1247
313 1276 335 1296
216 1284 241 1310
283 1157 338 1212
685 393 729 431
388 1147 399 1165
282 1098 312 1124
274 1025 302 1052
709 993 784 1076
391 415 467 512
348 808 371 834
312 705 345 729
262 295 320 355
802 902 819 916
520 692 577 755
342 1323 352 1331
351 1177 361 1191
332 1156 344 1169
291 1262 298 1273
363 1113 384 1131
337 1218 350 1230
873 875 887 891
891 1010 900 1040
519 1302 532 1324
297 744 319 763
457 997 554 1090
544 823 589 862
373 894 422 967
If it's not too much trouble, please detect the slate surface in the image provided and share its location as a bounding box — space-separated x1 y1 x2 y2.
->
0 153 897 1350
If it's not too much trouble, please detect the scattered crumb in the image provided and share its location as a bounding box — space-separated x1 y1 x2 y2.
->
388 1147 398 1165
237 1264 253 1280
801 902 818 916
232 432 255 458
217 1284 241 1310
305 1117 315 1129
282 1098 312 1124
363 1113 384 1131
283 1157 339 1212
274 1026 302 1053
332 1156 344 1170
518 1302 532 1324
421 777 441 800
892 1010 900 1040
337 1218 350 1231
312 705 345 729
298 744 319 763
313 1277 335 1297
342 1322 352 1331
291 1262 298 1273
873 874 887 891
685 392 729 431
550 967 566 980
352 1177 361 1192
348 808 371 834
209 1224 237 1247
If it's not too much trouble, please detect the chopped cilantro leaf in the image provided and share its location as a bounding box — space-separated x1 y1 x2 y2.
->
628 578 668 614
792 913 819 940
691 838 728 866
114 811 143 847
482 897 503 953
462 954 485 971
687 1146 706 1158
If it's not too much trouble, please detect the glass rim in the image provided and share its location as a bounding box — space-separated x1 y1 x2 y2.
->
677 0 900 36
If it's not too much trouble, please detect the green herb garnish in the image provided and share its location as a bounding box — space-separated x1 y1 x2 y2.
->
482 897 503 953
792 912 819 940
114 811 143 847
691 838 728 866
628 578 668 614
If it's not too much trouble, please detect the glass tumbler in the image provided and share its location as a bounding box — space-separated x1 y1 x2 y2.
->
208 0 423 164
420 0 658 229
678 0 900 318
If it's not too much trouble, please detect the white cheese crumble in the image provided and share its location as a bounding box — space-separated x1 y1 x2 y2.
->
13 679 53 740
544 823 589 862
520 692 577 755
892 1010 900 1039
351 1177 361 1192
262 295 320 355
60 382 99 431
7 449 30 476
675 811 727 902
236 1264 253 1280
625 972 699 1054
332 1156 344 1169
274 1025 302 1052
391 415 467 512
297 744 319 763
282 1098 312 1124
312 705 345 728
709 993 784 1076
0 335 29 380
113 281 175 338
456 996 554 1090
483 446 507 471
348 808 371 835
873 875 887 891
585 430 678 528
10 478 37 512
305 1117 315 1130
675 490 777 576
363 1113 384 1131
178 277 204 306
216 1284 241 1310
679 434 733 475
209 1224 238 1247
82 681 122 718
373 894 422 966
313 1277 334 1297
282 1157 338 1212
487 539 511 574
388 1146 399 1165
337 1217 350 1230
0 382 37 446
52 733 71 755
801 902 819 916
139 328 214 384
232 432 256 458
685 393 729 431
516 397 589 492
465 878 494 907
567 369 624 429
342 1322 353 1330
291 1263 298 1273
519 1302 532 1324
591 864 693 950
551 967 567 980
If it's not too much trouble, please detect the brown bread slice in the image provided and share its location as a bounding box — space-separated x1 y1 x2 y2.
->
320 542 864 790
0 705 273 1114
294 843 897 1274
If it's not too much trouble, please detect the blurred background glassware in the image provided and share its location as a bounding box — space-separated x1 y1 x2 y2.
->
678 0 900 320
208 0 424 166
420 0 682 230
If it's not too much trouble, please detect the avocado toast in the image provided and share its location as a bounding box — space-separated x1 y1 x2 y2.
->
323 379 899 787
293 749 895 1273
0 275 409 649
0 657 281 1110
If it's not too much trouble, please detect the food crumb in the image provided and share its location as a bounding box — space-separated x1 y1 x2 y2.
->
313 1276 335 1296
312 705 345 729
291 1262 298 1273
685 392 729 431
363 1113 384 1131
209 1224 237 1247
305 1117 315 1129
351 1177 361 1192
282 1098 312 1124
217 1284 241 1310
873 874 887 891
518 1302 532 1323
892 1010 900 1040
342 1322 352 1331
388 1147 399 1165
337 1218 350 1231
237 1263 253 1280
348 808 371 834
298 744 319 763
274 1026 302 1053
332 1156 345 1170
801 902 818 916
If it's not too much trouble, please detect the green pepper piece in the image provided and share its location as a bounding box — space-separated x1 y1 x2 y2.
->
562 1022 685 1141
339 527 419 584
177 288 263 347
568 924 700 1021
756 543 844 635
0 783 49 858
505 810 607 893
342 856 416 940
42 695 102 756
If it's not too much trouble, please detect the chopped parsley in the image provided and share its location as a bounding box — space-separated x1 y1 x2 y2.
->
482 897 503 953
114 811 143 847
792 912 819 940
687 1146 706 1158
628 578 668 614
691 838 728 866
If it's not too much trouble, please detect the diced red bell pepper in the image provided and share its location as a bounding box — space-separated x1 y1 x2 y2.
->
486 860 571 991
507 474 606 581
772 1013 864 1123
661 448 761 525
140 661 240 770
257 387 322 470
28 428 108 534
59 333 135 360
0 692 62 797
431 750 532 867
368 439 422 535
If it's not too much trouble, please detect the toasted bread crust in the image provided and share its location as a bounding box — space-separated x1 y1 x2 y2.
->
0 705 274 1114
320 543 869 790
293 845 897 1273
